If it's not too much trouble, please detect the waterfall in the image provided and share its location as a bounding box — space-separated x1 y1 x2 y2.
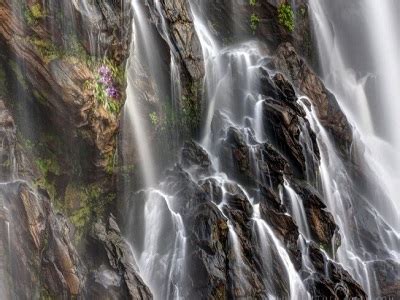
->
309 1 400 297
119 0 400 298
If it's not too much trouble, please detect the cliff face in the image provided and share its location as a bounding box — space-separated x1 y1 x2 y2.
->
0 0 390 299
0 0 152 298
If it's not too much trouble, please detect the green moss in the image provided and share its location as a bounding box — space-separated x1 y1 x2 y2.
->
0 64 7 97
29 38 61 63
24 3 45 25
30 3 45 19
36 158 60 176
9 61 28 90
105 149 116 174
249 0 257 6
278 3 295 32
149 111 159 126
250 13 260 34
68 184 113 241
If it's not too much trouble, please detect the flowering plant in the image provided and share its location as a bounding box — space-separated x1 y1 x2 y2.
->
97 65 119 99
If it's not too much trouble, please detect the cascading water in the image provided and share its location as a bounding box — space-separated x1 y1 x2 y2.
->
309 0 400 297
123 0 314 298
120 0 400 298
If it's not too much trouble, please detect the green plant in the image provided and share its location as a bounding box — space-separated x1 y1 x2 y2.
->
24 3 45 25
250 13 260 34
85 59 124 115
278 3 295 32
249 0 257 6
29 38 60 63
149 111 159 126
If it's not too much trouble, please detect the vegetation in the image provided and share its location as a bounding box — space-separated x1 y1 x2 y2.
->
250 14 260 34
29 38 61 63
249 0 257 6
249 0 260 34
278 3 295 32
149 111 159 126
24 3 45 25
84 59 125 115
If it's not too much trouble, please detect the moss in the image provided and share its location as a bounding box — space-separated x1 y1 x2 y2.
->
9 61 28 90
0 63 7 97
250 13 260 34
278 3 295 32
105 148 117 175
249 0 257 5
149 111 159 126
24 3 45 26
68 184 114 242
36 158 60 176
32 89 48 106
29 38 61 63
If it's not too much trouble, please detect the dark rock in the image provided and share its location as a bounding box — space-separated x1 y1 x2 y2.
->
181 140 213 176
271 43 353 155
304 242 366 299
91 214 153 300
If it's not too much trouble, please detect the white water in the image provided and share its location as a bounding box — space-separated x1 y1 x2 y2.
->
253 204 311 300
123 0 162 187
309 1 400 296
121 0 400 298
299 97 400 297
282 180 311 239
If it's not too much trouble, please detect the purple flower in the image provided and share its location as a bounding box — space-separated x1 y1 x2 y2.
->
98 65 111 76
106 86 119 99
99 74 112 85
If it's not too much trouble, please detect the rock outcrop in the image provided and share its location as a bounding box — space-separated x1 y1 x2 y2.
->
0 99 85 298
89 214 152 299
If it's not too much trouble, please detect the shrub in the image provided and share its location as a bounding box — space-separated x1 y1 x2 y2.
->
278 3 295 32
250 13 260 34
249 0 257 6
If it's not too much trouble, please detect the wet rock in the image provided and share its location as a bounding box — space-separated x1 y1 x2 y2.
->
91 214 153 300
0 0 130 175
271 42 353 155
181 140 213 176
199 178 223 205
288 181 340 255
304 242 366 299
148 0 204 81
0 99 16 181
1 182 86 299
220 126 289 189
254 66 320 180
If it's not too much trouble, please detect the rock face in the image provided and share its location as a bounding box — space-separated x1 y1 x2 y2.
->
271 42 353 154
0 99 85 299
90 214 152 299
0 1 152 298
0 0 385 298
0 0 131 174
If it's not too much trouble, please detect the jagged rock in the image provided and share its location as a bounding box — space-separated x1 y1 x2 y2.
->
199 178 223 205
0 99 16 181
220 126 289 188
181 140 213 176
287 181 340 255
91 214 153 300
255 66 320 179
304 242 366 299
148 0 204 81
271 43 353 155
1 181 86 299
0 99 86 299
0 0 130 175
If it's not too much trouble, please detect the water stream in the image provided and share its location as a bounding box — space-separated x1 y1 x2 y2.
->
119 0 400 298
309 1 400 297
